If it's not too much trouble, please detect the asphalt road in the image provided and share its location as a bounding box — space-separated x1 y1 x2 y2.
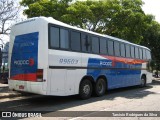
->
0 80 160 120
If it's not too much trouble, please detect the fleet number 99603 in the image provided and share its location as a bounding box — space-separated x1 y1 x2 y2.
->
59 59 79 64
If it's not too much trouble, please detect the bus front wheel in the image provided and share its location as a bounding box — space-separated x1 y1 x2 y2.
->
79 79 93 99
95 78 106 97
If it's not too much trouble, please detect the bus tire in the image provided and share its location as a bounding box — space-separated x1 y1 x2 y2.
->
140 76 146 87
95 78 106 97
79 79 92 99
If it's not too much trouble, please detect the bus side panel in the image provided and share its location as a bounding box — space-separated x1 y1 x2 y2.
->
48 50 82 96
86 56 145 89
86 57 120 88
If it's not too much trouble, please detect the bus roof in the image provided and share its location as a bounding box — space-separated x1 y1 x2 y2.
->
14 16 150 51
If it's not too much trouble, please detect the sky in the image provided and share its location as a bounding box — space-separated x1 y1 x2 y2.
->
142 0 160 23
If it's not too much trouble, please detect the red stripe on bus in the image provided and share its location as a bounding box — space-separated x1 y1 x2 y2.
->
101 55 146 64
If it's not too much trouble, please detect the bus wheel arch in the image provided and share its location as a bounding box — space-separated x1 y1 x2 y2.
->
140 74 147 87
79 76 94 99
94 75 108 97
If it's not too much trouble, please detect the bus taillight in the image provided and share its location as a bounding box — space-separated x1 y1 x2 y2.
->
36 69 43 82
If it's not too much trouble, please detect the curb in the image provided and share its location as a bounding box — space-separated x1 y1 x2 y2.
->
0 91 35 99
152 78 160 81
0 92 22 99
0 84 35 99
0 83 8 87
0 84 22 99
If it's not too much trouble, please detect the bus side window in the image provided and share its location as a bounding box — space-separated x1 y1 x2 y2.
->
100 38 107 55
60 29 69 49
139 48 143 59
142 49 146 60
146 50 151 60
91 36 99 54
126 44 131 58
131 46 135 58
71 31 81 51
81 33 91 53
50 27 60 48
114 41 120 57
108 40 114 56
135 47 139 59
120 43 125 57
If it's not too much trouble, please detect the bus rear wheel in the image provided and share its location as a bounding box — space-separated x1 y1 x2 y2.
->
95 78 106 97
140 76 146 87
79 79 93 99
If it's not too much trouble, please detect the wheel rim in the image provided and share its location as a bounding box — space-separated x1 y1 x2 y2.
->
141 78 145 86
83 84 90 95
97 81 104 94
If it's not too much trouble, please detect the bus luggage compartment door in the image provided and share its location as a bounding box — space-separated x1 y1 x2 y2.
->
49 69 66 95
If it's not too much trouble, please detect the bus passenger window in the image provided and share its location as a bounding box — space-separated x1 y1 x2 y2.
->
81 34 91 52
126 45 131 58
120 43 125 57
108 40 114 56
146 50 151 60
50 27 60 48
131 46 135 58
71 31 81 51
139 48 143 59
142 49 146 59
92 36 99 54
60 29 69 49
100 38 107 55
114 42 120 56
135 47 139 59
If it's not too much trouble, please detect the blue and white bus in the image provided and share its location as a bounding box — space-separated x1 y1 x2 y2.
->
8 17 152 99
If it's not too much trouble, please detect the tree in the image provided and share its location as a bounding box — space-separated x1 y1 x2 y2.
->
21 0 148 44
20 0 41 7
21 0 160 70
141 20 160 70
101 0 150 44
62 0 150 44
21 0 159 43
61 0 119 31
0 0 20 44
20 0 72 21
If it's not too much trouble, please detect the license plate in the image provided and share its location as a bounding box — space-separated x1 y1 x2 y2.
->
19 85 24 89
